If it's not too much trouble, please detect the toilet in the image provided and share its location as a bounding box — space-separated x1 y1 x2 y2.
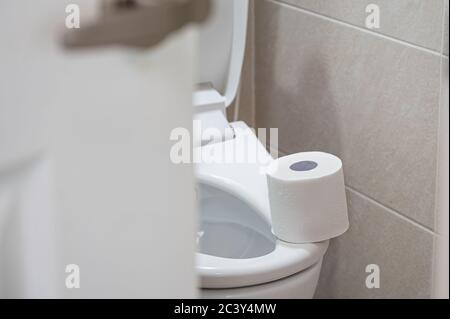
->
194 0 329 299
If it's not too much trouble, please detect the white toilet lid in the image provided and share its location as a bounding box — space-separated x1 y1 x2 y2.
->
197 0 249 107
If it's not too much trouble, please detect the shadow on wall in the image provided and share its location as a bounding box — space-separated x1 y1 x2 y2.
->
255 7 343 158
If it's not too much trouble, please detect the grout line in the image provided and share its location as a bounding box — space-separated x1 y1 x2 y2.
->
346 186 436 236
439 0 447 57
266 0 444 58
440 0 448 57
432 0 449 296
251 0 257 128
277 148 437 235
434 0 447 232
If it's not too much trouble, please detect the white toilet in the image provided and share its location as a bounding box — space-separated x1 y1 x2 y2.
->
194 0 329 299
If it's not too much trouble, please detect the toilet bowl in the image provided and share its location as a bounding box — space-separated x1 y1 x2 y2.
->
195 123 329 298
193 0 331 298
197 178 329 299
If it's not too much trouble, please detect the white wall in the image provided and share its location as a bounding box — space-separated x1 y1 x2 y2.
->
0 0 197 298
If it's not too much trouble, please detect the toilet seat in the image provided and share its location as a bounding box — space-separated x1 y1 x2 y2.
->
197 233 329 289
195 123 329 289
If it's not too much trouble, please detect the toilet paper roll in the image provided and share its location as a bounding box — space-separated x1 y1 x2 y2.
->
266 152 349 243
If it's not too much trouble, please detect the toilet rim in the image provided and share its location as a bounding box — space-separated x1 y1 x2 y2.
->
196 176 329 289
197 239 329 289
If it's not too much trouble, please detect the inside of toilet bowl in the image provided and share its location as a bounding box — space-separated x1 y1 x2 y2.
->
197 183 276 259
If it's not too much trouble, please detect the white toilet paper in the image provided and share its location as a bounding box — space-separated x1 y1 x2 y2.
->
266 152 349 243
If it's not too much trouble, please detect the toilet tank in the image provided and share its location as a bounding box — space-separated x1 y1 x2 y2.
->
197 0 249 107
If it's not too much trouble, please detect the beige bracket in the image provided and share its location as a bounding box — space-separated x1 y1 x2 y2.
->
63 0 210 50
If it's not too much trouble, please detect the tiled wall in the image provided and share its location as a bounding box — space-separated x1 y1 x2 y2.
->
254 0 449 298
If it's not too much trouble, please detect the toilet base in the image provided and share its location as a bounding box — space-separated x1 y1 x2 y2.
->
201 259 323 299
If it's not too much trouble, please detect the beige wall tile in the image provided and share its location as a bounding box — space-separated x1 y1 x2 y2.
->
255 0 441 229
276 0 444 52
315 189 434 299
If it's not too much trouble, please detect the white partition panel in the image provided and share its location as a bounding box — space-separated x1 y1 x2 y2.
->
0 0 198 298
